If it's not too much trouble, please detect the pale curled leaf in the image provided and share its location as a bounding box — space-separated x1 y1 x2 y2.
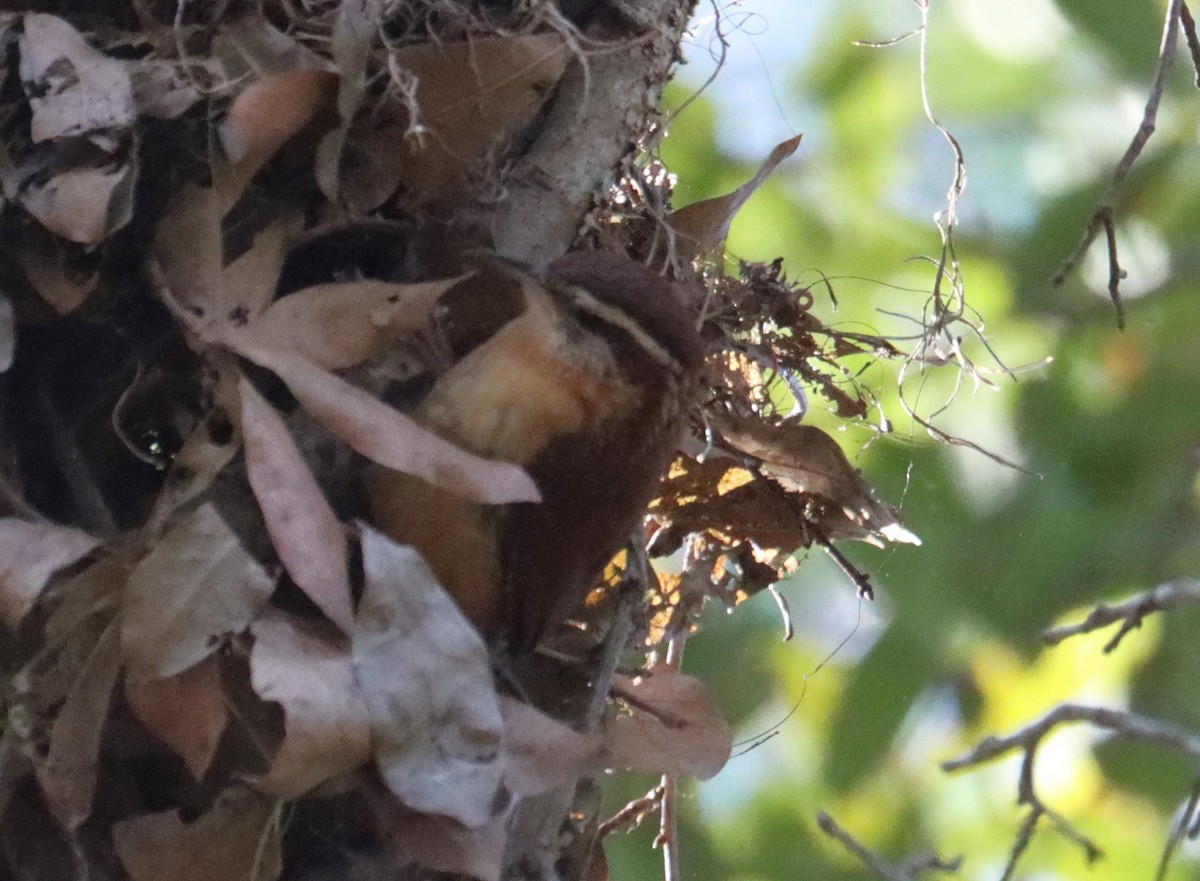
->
0 517 99 629
230 342 540 505
607 671 732 781
121 503 273 683
8 154 137 244
668 134 802 259
34 618 120 830
113 787 282 881
19 14 136 141
236 277 461 370
248 612 371 797
241 378 353 632
354 525 504 828
500 696 603 796
124 656 227 780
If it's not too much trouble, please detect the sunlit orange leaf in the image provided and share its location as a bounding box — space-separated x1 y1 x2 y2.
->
240 378 353 632
121 504 274 683
230 341 540 505
606 670 732 780
0 518 99 629
248 612 371 796
354 525 504 828
113 787 281 881
125 655 227 780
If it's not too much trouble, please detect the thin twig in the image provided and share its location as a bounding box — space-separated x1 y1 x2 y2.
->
1053 0 1185 317
597 784 665 838
1180 2 1200 86
1041 580 1200 652
943 704 1200 874
816 812 961 881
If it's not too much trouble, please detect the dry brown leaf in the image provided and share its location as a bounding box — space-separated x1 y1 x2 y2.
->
330 33 568 208
711 414 920 545
34 618 120 830
152 182 221 317
354 525 504 828
235 277 461 370
312 0 378 202
240 378 353 632
231 341 540 505
113 787 282 881
214 12 332 79
121 503 274 683
6 150 137 244
218 217 293 319
217 70 337 212
389 801 509 881
248 611 371 797
0 291 11 372
19 14 135 141
668 134 802 260
0 517 99 629
124 656 227 780
129 59 205 119
606 670 732 781
500 696 603 797
12 247 99 314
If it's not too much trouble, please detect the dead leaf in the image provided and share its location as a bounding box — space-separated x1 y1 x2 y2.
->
326 32 568 208
5 142 138 243
121 503 274 683
711 413 920 545
230 341 540 505
248 611 371 797
217 70 337 211
353 525 504 828
0 290 12 372
606 670 732 781
129 59 206 119
34 618 121 829
388 800 509 881
313 0 378 202
19 14 136 141
124 655 227 780
113 787 282 881
240 378 353 632
500 697 603 797
13 246 99 313
152 182 221 317
235 277 461 370
213 12 332 80
0 517 99 629
667 135 802 260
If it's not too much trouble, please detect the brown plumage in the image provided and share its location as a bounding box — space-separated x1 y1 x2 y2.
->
366 251 703 650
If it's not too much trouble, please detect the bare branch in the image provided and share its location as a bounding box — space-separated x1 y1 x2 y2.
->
1053 0 1185 311
1042 580 1200 652
816 812 962 881
1180 2 1200 86
943 704 1200 773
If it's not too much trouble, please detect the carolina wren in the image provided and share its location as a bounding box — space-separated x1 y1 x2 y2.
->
365 250 703 650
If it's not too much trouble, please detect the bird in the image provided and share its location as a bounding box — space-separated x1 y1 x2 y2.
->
364 249 704 651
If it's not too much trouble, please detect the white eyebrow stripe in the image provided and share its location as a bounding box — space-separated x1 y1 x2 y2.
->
559 284 679 369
